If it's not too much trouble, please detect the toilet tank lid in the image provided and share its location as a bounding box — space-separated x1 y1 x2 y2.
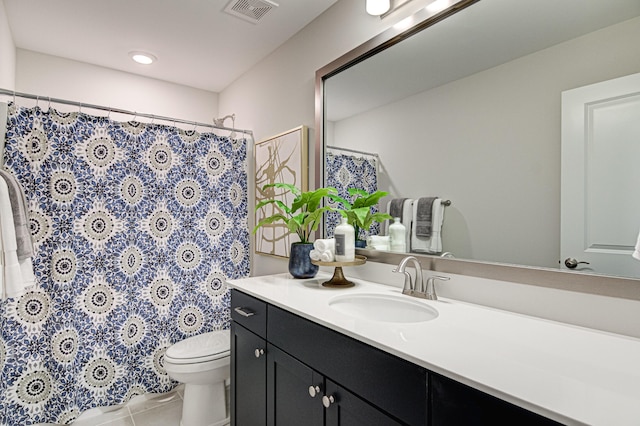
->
166 330 230 360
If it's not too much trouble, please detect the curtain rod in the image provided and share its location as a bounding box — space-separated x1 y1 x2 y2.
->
0 88 253 136
326 145 379 158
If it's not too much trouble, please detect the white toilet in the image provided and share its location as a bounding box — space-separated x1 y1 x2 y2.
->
164 330 231 426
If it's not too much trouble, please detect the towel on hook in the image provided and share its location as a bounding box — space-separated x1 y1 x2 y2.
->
0 169 34 259
415 197 437 237
1 178 36 300
411 198 444 254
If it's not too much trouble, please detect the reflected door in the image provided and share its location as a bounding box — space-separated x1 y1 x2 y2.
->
561 72 640 277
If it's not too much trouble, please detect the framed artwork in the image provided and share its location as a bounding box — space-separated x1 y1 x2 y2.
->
254 125 308 257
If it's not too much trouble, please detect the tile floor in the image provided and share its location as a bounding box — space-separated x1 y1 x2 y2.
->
36 383 231 425
72 388 184 426
36 385 185 426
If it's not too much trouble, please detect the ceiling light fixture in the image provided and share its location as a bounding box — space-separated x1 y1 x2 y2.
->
129 51 157 65
366 0 391 16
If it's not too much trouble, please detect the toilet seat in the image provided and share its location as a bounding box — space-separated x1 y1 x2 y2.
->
165 330 230 365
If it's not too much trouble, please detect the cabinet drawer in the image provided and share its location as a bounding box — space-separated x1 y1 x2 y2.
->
268 305 428 426
231 289 267 338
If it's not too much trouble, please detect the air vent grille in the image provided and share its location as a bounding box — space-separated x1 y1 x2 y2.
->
224 0 279 24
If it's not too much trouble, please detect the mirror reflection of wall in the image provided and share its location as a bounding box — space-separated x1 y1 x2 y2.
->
323 0 640 274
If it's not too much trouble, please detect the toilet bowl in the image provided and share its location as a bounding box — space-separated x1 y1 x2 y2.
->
164 330 230 426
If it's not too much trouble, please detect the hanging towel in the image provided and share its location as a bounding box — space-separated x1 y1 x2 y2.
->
384 199 414 251
0 169 34 259
1 178 35 299
411 198 444 254
415 197 437 237
389 198 407 222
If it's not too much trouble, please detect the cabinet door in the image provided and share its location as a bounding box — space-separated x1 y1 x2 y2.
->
231 322 267 426
430 373 561 426
266 344 323 426
324 379 403 426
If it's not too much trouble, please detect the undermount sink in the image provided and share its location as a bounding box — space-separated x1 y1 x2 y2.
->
328 293 439 323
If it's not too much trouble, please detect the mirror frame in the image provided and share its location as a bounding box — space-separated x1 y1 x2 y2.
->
314 0 640 301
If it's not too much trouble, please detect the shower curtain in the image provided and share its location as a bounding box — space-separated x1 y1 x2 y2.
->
0 104 250 425
325 152 379 239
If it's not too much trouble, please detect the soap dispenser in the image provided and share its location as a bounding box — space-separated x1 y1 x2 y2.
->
389 217 406 253
334 217 355 261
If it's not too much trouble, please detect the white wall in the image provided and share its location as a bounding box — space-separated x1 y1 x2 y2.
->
0 0 15 90
330 16 640 269
220 0 436 276
14 49 218 126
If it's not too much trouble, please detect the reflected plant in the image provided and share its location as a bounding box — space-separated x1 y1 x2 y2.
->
333 188 392 241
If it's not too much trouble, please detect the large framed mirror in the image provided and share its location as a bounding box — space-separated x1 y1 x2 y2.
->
315 0 640 296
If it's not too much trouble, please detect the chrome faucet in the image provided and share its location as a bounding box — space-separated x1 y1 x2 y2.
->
392 256 424 297
393 256 450 300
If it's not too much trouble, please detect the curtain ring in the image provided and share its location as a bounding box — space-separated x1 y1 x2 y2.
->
79 103 82 113
133 112 138 122
36 95 40 108
47 97 51 111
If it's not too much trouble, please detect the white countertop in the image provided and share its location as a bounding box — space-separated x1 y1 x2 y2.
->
227 273 640 426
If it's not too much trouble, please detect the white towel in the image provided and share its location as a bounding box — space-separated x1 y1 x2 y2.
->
319 250 334 262
633 230 640 261
309 249 334 262
367 235 390 251
410 198 444 254
1 178 36 299
314 238 335 252
384 199 414 251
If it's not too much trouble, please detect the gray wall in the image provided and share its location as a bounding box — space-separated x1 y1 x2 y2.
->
219 0 436 276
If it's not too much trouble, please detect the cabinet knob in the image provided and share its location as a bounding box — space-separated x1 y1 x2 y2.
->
322 395 335 408
254 348 265 358
308 385 321 398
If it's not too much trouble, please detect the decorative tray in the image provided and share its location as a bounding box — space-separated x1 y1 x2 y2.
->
311 255 367 288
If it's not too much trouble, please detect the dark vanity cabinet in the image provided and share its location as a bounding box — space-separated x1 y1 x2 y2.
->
231 289 560 426
231 290 268 426
231 289 418 426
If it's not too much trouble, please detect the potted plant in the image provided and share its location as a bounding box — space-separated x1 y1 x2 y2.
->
334 188 392 247
254 183 338 278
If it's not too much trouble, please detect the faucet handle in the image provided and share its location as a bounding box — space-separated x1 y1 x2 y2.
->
399 271 413 295
426 275 450 300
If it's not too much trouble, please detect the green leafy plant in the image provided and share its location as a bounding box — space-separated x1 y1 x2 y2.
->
334 188 392 241
253 183 339 244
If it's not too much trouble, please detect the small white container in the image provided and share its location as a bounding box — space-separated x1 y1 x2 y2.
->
334 217 355 261
389 217 407 253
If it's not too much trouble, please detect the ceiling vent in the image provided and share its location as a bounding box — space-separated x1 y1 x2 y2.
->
224 0 279 24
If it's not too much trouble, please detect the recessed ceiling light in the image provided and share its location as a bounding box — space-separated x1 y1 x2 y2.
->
129 51 157 65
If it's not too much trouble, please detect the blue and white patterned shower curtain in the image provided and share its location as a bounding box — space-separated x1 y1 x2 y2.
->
325 152 379 239
0 104 249 425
